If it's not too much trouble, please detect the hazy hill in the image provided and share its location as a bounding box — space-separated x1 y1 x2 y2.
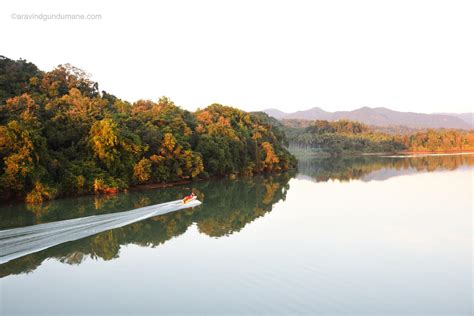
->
285 107 332 120
263 108 288 120
263 106 471 129
438 113 474 126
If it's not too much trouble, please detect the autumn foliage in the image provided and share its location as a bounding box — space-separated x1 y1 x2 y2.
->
285 119 474 155
0 56 295 203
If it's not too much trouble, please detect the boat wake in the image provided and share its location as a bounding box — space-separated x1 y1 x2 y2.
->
0 199 201 264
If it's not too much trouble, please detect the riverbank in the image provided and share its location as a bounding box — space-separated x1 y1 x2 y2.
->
0 168 297 206
129 178 205 191
118 167 297 192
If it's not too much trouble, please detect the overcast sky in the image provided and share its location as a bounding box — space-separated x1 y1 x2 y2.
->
2 0 473 113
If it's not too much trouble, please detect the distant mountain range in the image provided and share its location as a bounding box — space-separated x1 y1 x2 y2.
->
263 107 473 129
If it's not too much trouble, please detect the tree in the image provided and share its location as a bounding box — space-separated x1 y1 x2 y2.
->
133 158 152 183
89 119 120 168
0 120 47 197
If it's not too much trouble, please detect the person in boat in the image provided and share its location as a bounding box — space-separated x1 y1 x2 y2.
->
182 192 196 204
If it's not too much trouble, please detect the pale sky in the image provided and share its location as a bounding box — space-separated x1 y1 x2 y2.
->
2 0 473 113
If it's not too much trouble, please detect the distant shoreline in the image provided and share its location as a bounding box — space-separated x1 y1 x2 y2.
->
291 149 474 158
382 151 474 158
396 150 474 155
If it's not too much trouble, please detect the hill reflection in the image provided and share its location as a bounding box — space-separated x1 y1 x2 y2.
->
0 172 294 277
297 154 474 183
2 154 473 277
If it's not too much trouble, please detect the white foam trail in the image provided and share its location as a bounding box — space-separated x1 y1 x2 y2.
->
0 199 201 264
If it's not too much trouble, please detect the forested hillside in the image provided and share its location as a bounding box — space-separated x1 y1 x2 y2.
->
285 119 474 155
0 56 296 203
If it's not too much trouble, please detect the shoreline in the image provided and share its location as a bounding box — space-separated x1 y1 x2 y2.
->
396 150 474 155
382 151 474 158
123 168 297 192
0 169 296 206
291 150 474 158
128 178 206 191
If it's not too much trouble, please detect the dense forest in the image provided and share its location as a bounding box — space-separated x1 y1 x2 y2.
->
0 56 296 203
285 119 474 155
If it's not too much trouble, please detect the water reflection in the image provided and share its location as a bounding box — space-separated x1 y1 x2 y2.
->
0 172 293 277
1 154 472 315
1 154 473 278
297 154 474 182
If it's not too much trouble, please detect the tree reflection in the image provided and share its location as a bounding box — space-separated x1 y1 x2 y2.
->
297 154 474 182
2 154 472 277
0 172 294 277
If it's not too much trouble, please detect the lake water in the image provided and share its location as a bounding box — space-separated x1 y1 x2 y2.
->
1 154 473 315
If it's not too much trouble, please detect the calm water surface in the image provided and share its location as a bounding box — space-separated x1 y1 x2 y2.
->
1 154 472 315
